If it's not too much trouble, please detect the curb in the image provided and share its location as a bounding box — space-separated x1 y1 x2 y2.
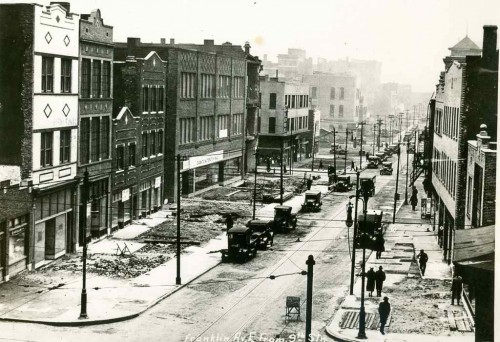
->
0 261 223 327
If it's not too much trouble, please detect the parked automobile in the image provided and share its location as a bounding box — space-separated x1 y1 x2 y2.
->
221 226 258 262
359 175 376 197
329 143 342 154
246 219 274 249
272 205 297 233
332 175 352 192
375 152 387 162
379 161 393 175
367 156 380 169
301 191 322 212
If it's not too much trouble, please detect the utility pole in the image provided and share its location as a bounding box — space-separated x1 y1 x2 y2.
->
344 128 349 174
349 171 360 295
388 114 394 145
333 127 337 174
404 141 409 205
311 122 316 172
305 255 315 342
393 144 401 223
359 121 366 169
280 140 284 205
253 151 258 219
406 109 410 131
79 169 89 319
399 113 404 142
377 118 383 151
372 124 376 155
176 154 182 285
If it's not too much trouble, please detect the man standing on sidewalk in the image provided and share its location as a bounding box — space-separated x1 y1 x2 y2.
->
375 266 386 297
417 249 429 276
378 296 391 335
451 275 463 305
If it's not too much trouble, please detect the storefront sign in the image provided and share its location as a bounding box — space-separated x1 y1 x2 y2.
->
155 176 161 188
186 151 224 170
122 188 130 202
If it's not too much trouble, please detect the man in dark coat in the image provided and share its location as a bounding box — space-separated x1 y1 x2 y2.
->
375 233 385 259
375 266 386 297
451 275 463 305
306 178 313 190
226 214 234 233
417 249 429 276
378 296 391 335
410 185 418 211
319 160 323 170
366 267 376 297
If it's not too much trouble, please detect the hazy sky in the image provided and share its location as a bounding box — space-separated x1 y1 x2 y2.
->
22 0 500 92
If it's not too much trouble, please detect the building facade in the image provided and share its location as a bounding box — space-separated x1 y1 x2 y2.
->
302 72 363 132
114 38 259 200
112 52 166 228
78 9 113 241
257 76 311 166
431 26 498 263
0 3 80 269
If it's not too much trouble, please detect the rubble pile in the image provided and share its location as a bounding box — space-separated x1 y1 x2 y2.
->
90 255 169 278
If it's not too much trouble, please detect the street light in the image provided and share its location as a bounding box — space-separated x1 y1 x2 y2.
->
404 141 410 205
253 151 258 219
79 169 89 319
393 143 401 223
348 171 360 295
388 114 394 145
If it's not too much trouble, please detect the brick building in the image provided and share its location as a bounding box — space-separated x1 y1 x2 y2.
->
114 38 260 200
78 9 113 240
0 3 80 268
257 76 311 167
302 72 363 132
431 26 498 262
464 125 496 228
112 52 166 227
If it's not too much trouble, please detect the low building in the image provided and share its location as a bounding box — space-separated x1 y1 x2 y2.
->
257 76 311 167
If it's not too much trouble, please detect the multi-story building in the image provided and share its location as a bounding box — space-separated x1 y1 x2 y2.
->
302 72 363 132
431 26 498 262
257 76 311 166
262 48 313 81
112 52 166 227
78 9 113 240
115 38 260 200
0 3 80 268
464 125 496 228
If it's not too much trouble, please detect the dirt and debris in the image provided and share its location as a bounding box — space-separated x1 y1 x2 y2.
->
89 255 170 278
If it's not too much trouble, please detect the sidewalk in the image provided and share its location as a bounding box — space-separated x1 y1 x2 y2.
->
0 186 316 326
325 177 474 341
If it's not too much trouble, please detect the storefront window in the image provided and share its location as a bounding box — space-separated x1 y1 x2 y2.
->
224 157 241 180
9 226 27 265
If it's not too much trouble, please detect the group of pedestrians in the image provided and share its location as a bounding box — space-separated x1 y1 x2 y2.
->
364 266 386 297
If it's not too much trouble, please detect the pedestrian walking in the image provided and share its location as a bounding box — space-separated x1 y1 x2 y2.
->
438 225 444 247
410 185 418 211
306 177 313 190
266 159 271 173
375 233 385 259
284 165 287 173
417 249 429 276
366 151 370 161
375 266 386 297
366 267 376 297
451 275 463 305
351 160 355 170
226 214 234 233
378 296 391 335
319 160 323 170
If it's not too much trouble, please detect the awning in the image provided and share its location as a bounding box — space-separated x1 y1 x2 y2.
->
453 225 495 262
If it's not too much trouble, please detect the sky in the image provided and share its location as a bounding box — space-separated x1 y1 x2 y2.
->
14 0 500 92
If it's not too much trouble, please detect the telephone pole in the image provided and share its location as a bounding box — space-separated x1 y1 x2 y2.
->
79 169 89 319
359 121 366 169
305 255 316 342
376 118 383 151
176 154 182 285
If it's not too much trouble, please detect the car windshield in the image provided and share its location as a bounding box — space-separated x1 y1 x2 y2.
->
229 233 247 246
275 210 288 219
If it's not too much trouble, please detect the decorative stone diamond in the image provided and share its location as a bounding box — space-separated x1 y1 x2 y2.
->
56 15 60 23
45 32 52 44
44 104 52 118
62 104 70 117
63 35 70 47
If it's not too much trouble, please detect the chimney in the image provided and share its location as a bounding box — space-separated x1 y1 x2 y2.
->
244 41 251 54
127 37 140 58
482 25 498 69
160 38 166 44
477 124 491 149
50 2 70 12
204 39 214 46
170 38 175 45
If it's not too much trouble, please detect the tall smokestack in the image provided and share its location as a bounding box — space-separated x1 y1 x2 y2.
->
482 25 498 69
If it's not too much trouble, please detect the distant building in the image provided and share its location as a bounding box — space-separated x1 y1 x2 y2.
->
262 48 313 80
0 3 80 268
430 26 498 263
112 52 166 229
302 72 363 131
257 76 311 167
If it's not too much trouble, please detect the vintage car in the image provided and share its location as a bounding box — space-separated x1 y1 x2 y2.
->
329 143 343 154
246 219 274 249
273 205 297 233
301 191 322 212
355 210 384 249
359 175 376 197
375 152 387 162
379 161 393 175
221 226 258 262
366 156 380 169
332 175 352 192
389 144 399 154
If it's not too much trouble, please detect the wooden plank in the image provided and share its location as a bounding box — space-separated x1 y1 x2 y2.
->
447 310 457 331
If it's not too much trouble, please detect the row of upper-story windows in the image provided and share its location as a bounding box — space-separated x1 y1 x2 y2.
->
435 106 459 139
80 116 110 165
180 73 245 99
142 86 165 113
41 57 73 93
81 58 112 99
39 129 72 168
432 147 457 199
115 130 163 170
288 116 309 132
310 86 345 100
178 114 243 145
284 94 309 109
329 105 344 118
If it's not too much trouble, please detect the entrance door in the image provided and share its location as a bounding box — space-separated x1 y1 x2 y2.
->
118 201 124 228
45 218 56 259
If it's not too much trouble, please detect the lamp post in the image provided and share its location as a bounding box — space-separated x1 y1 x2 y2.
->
344 128 349 174
333 127 337 175
348 171 360 295
398 113 404 143
393 144 401 223
404 141 410 205
359 121 366 169
388 114 394 144
79 169 89 319
372 124 376 155
253 151 258 219
176 155 182 285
